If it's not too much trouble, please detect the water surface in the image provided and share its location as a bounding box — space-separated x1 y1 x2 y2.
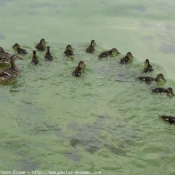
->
0 0 175 174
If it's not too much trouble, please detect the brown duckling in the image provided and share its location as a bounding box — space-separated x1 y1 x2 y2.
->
120 52 133 64
142 59 153 73
64 45 74 57
12 43 28 54
72 61 86 77
138 73 166 83
86 40 96 53
0 54 23 82
152 87 174 96
45 46 53 61
0 47 11 66
99 48 120 59
31 51 39 65
159 115 175 125
35 39 46 51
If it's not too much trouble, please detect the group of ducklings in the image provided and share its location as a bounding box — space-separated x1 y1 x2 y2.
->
0 39 174 125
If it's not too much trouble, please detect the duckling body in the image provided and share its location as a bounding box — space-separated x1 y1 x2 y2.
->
0 47 11 66
138 74 166 83
86 40 96 53
72 61 86 77
120 52 133 64
35 39 46 51
99 48 120 59
45 46 53 61
152 87 174 96
159 115 175 125
31 51 39 65
0 54 22 82
143 59 153 73
12 43 27 54
64 45 74 57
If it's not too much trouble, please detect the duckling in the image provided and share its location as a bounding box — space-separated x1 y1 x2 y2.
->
138 73 166 83
12 43 28 54
120 52 133 64
86 40 96 53
31 51 39 65
35 39 46 51
142 59 153 73
159 115 175 125
64 45 74 57
99 48 120 59
45 46 53 61
72 61 86 77
0 47 11 66
0 54 23 82
152 87 174 96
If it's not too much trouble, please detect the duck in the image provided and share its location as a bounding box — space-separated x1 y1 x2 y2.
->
99 48 120 59
152 87 174 96
0 54 23 82
142 59 153 73
12 43 28 54
86 40 96 53
120 52 133 64
159 115 175 125
35 39 46 51
31 51 39 65
45 46 53 61
72 61 86 77
0 47 11 66
64 45 74 57
137 73 166 83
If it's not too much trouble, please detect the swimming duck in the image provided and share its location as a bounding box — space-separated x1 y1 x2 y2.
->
35 39 46 51
72 61 86 77
152 87 174 96
99 48 120 59
159 115 175 125
120 52 133 64
0 54 23 82
45 46 53 61
138 73 166 83
64 45 74 57
86 40 96 53
31 51 39 65
12 43 28 54
0 47 11 66
142 59 153 73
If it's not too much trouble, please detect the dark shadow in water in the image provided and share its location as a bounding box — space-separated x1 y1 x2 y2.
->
65 150 81 162
0 34 5 40
66 114 134 161
159 43 175 54
136 6 147 12
0 0 13 7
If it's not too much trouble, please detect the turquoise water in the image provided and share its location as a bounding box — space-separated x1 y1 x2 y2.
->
0 0 175 174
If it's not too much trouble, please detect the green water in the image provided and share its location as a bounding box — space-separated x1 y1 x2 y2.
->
0 0 175 174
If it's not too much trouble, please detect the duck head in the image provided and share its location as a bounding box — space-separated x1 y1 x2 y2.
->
66 45 73 51
78 61 86 68
126 52 133 58
91 40 96 47
167 87 174 96
144 59 150 66
40 39 46 44
12 43 20 50
157 74 166 81
111 48 120 54
0 47 5 53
